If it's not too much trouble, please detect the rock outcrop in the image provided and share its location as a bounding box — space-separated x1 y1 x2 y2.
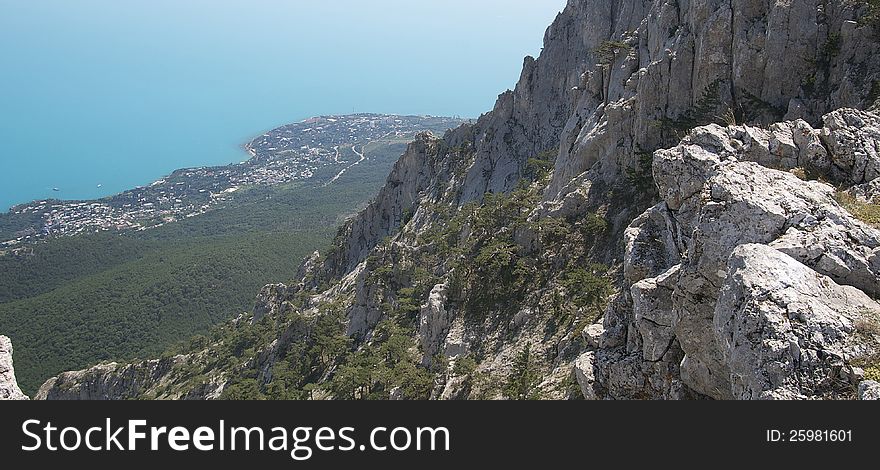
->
544 0 880 210
35 355 225 401
718 244 877 399
253 284 288 324
419 283 450 366
586 110 880 400
0 336 28 400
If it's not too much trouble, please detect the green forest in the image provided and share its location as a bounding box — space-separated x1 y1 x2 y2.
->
0 141 408 395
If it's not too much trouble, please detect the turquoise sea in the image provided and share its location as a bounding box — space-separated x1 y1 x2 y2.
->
0 0 564 211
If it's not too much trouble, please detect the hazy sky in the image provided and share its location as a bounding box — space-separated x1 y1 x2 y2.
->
0 0 567 208
0 0 567 116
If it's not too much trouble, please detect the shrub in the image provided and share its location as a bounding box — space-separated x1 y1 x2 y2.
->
452 356 478 377
595 40 631 66
854 353 880 382
625 148 657 197
835 191 880 227
561 265 614 312
220 378 266 400
656 78 726 140
326 319 434 400
525 157 554 182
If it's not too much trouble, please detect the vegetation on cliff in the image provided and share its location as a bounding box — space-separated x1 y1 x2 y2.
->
0 141 409 395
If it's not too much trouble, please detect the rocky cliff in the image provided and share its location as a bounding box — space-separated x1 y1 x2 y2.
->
33 354 226 400
0 336 28 400
33 0 880 400
581 108 880 400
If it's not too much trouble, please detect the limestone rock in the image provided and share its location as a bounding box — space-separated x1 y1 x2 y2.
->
715 244 880 400
582 323 605 350
770 218 880 298
624 203 681 284
849 177 880 203
294 251 322 290
546 0 880 205
574 352 598 400
321 134 445 278
653 119 880 398
418 283 450 365
0 336 28 400
252 283 288 324
443 316 470 360
33 356 210 401
859 381 880 400
604 109 880 400
631 266 679 362
820 109 880 184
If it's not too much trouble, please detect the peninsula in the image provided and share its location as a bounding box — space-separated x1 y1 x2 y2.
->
0 114 466 253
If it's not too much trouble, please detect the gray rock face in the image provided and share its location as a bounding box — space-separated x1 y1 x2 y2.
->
717 244 878 400
0 336 28 400
582 323 605 350
632 266 679 362
849 177 880 203
860 381 880 400
545 0 880 207
624 203 682 284
821 109 880 184
574 352 598 400
35 356 225 400
321 134 448 278
593 110 880 400
419 283 450 365
252 283 288 324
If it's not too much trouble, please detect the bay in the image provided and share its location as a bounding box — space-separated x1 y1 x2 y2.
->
0 0 564 210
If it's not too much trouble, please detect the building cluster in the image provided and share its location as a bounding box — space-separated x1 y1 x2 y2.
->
2 114 465 249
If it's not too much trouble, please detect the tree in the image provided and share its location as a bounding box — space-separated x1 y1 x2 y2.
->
220 378 266 400
561 265 613 311
503 343 543 400
310 308 351 368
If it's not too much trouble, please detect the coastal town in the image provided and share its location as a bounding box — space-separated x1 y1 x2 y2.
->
0 114 465 251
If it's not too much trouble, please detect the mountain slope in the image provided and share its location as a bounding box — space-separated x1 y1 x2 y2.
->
28 0 880 400
0 123 460 395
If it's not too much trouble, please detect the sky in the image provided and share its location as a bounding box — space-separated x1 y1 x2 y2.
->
0 0 567 209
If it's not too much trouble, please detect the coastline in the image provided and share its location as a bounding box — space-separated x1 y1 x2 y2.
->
4 113 467 214
1 114 469 245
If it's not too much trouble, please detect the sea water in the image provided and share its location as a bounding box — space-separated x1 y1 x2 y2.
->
0 0 564 211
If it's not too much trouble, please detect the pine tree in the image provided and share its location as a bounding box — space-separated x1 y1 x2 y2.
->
503 343 543 400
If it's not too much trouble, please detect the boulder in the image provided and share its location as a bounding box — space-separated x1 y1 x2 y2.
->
820 109 880 184
582 323 605 350
574 352 598 400
715 244 880 400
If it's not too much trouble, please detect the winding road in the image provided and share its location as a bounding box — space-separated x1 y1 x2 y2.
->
325 144 366 186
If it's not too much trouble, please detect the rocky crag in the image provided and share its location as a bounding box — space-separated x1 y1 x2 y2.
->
0 336 28 400
21 0 880 400
582 108 880 400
